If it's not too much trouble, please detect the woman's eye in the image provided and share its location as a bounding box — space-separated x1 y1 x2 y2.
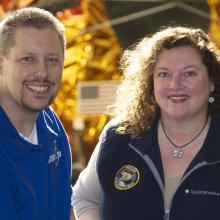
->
184 71 196 77
158 71 170 77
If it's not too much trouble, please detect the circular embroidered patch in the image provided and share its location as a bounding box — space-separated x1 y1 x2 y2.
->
114 165 140 190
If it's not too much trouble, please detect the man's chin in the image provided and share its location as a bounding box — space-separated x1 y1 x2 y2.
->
22 96 54 113
24 107 47 113
22 103 51 113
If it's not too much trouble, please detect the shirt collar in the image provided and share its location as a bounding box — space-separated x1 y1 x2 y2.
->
0 106 58 159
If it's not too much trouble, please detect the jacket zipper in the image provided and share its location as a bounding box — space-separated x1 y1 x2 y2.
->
129 144 220 220
165 160 220 220
164 209 170 220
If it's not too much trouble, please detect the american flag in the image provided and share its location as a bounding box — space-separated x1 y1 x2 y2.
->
77 80 121 116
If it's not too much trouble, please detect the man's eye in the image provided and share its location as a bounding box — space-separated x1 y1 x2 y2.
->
47 57 59 64
20 57 35 63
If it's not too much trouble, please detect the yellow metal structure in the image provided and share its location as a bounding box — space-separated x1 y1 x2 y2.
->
52 0 122 161
207 0 220 48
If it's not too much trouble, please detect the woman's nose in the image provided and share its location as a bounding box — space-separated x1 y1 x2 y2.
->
169 75 184 90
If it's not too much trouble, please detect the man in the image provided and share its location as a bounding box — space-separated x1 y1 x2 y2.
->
0 7 73 220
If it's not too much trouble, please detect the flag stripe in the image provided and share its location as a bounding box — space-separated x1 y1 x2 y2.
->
77 81 121 115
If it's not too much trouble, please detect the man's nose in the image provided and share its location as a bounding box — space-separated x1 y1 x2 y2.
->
34 60 47 78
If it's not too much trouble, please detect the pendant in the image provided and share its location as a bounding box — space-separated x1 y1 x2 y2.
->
173 148 183 158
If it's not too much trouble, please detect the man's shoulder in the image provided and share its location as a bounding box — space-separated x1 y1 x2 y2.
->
43 106 57 117
40 107 59 124
38 107 65 135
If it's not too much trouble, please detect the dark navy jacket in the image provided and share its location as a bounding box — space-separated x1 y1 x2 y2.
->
0 106 72 220
97 115 220 220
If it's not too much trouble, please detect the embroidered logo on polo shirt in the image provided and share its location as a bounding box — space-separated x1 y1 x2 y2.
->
48 140 62 166
114 165 140 190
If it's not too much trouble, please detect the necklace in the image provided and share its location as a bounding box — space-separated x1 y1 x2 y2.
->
161 117 208 158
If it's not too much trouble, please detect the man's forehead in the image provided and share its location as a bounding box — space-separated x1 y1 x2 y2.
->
9 28 62 55
13 27 59 45
14 26 56 36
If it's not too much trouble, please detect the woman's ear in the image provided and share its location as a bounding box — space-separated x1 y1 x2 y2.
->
210 79 215 92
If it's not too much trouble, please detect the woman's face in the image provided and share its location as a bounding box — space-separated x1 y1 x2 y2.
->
153 46 214 121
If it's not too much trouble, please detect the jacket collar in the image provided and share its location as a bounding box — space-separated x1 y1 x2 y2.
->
128 112 164 179
130 112 220 161
129 113 220 179
129 111 160 156
189 115 220 165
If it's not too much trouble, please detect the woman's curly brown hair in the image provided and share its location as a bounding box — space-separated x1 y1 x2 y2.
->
110 26 220 137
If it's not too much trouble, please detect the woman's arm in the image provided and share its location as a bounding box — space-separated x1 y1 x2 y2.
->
70 208 75 220
72 142 101 220
75 209 100 220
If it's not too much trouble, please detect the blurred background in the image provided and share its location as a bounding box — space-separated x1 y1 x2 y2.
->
1 0 220 183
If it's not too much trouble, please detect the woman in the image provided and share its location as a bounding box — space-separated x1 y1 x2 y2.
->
72 26 220 220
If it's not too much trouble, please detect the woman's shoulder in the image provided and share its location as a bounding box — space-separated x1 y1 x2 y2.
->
99 118 123 142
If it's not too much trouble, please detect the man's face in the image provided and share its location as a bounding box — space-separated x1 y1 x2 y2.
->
0 27 64 114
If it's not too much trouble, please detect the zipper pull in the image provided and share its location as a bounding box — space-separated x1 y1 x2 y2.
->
164 209 170 220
